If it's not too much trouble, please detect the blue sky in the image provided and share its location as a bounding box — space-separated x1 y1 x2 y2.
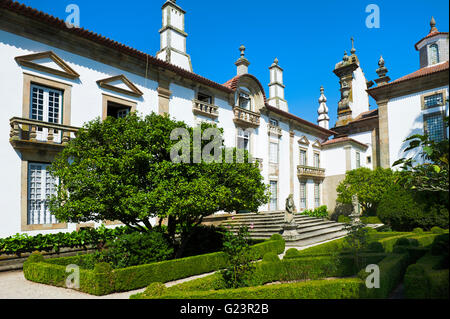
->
18 0 449 126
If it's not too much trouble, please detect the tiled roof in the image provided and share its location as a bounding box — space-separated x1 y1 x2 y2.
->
390 61 449 84
322 136 368 149
0 0 233 94
415 31 449 50
264 104 336 136
369 61 449 91
223 74 267 101
351 109 379 122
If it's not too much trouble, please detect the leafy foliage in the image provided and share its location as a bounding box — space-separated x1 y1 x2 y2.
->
301 205 329 218
220 225 257 289
48 112 269 256
336 168 397 216
0 225 133 256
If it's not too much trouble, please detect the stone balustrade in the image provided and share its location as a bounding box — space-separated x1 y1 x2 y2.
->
267 123 282 136
297 165 325 180
9 117 79 146
233 107 260 127
192 99 219 119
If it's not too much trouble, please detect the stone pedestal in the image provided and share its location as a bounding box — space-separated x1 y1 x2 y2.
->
281 223 300 241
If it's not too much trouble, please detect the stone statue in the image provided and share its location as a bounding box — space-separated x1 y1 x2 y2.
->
284 194 296 225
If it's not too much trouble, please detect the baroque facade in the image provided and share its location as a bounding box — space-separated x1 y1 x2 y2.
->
0 0 448 238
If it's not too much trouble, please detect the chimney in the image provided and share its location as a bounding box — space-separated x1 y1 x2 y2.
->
156 0 193 71
235 45 250 75
267 58 288 112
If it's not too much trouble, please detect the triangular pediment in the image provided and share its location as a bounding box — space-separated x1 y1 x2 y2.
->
312 139 322 149
15 51 80 79
97 75 143 97
298 135 310 146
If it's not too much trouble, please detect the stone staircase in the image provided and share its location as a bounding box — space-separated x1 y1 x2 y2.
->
203 211 348 247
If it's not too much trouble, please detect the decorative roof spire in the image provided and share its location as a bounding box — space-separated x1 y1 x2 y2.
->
317 86 329 129
375 55 390 86
235 45 250 75
350 37 356 55
429 16 438 33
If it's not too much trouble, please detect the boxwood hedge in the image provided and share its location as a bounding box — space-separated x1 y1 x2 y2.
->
23 236 285 296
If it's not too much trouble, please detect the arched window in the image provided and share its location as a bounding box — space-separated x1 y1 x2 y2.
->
429 43 439 65
238 88 251 110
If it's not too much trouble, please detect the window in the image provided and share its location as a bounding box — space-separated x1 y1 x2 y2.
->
27 163 58 225
299 182 307 211
30 84 63 142
269 181 278 211
356 152 361 168
269 118 279 126
238 91 251 110
429 43 439 65
314 183 320 208
367 156 372 164
424 112 446 142
237 129 250 151
197 92 212 104
107 101 131 119
423 93 444 109
269 142 278 164
313 153 320 168
299 148 307 166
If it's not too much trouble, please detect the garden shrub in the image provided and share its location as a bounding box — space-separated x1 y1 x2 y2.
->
270 234 283 242
431 226 446 234
132 278 364 299
338 215 351 223
367 242 384 253
377 185 449 231
283 248 301 258
100 230 174 269
24 237 284 295
413 228 424 234
360 216 382 224
0 225 133 256
404 253 449 299
262 252 280 263
178 225 226 258
358 253 411 298
302 206 329 218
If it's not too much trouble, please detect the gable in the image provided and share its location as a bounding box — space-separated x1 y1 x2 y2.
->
15 51 80 80
96 75 143 97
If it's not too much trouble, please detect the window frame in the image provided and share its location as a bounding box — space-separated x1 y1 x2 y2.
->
313 151 320 168
428 43 440 65
421 90 446 110
299 181 307 211
269 142 279 164
102 94 137 120
269 180 278 211
299 147 308 166
314 182 321 208
423 111 447 142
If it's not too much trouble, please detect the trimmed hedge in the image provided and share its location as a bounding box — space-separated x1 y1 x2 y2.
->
132 278 365 299
358 253 411 299
404 253 449 299
23 236 285 295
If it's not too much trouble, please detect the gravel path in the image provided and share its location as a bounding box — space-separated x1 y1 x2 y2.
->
0 237 343 299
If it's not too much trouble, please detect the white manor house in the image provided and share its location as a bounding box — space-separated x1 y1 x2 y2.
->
0 0 448 238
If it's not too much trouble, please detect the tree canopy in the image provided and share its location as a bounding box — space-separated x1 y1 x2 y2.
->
49 112 269 255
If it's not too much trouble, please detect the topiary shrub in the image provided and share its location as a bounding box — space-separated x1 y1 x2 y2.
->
141 282 167 298
94 262 112 273
262 252 280 263
338 215 351 223
431 227 445 234
413 228 424 234
270 234 284 242
284 248 301 259
26 252 45 263
431 234 449 256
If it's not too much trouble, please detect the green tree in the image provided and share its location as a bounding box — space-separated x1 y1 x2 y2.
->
336 167 397 216
49 112 269 257
393 116 449 195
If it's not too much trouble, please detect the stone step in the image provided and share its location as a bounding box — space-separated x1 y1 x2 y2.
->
285 230 348 247
223 218 325 227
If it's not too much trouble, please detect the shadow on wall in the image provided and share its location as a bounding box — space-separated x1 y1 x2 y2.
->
329 202 353 221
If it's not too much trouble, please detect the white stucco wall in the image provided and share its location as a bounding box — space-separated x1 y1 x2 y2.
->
350 67 370 119
387 85 449 167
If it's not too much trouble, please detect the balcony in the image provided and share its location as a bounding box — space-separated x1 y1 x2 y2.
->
253 157 263 170
192 99 219 119
10 117 79 152
267 123 282 137
233 107 260 128
297 165 325 180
